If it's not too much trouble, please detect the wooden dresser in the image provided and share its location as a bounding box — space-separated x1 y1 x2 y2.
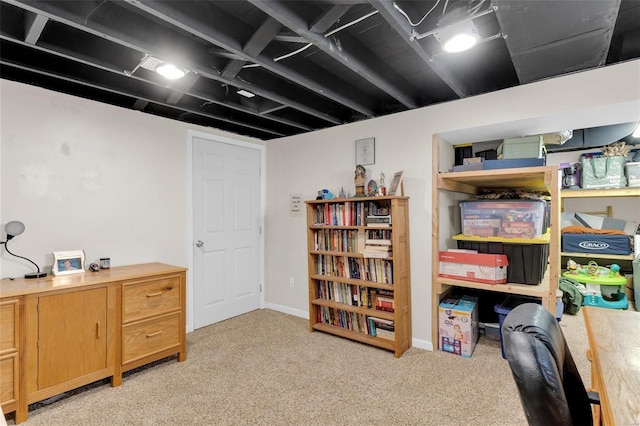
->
0 263 187 424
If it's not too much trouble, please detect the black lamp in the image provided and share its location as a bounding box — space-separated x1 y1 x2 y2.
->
1 220 47 279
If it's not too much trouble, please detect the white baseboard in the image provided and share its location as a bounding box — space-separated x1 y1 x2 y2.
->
263 302 308 319
412 338 434 351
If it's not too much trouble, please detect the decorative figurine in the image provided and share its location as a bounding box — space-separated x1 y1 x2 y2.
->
379 171 386 196
354 165 366 197
566 259 578 274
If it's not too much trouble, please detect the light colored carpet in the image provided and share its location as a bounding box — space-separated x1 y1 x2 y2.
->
5 308 592 426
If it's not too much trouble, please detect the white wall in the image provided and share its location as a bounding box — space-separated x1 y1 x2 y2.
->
0 80 261 280
3 60 639 351
264 60 640 349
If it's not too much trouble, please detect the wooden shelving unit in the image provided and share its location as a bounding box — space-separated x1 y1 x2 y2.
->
305 196 411 357
431 134 560 346
560 187 640 263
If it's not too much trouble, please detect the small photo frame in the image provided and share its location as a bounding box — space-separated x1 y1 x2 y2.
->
355 137 375 165
388 171 404 196
52 250 86 276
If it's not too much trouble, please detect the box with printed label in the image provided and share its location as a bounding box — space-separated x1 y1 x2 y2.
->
439 295 479 358
439 251 509 284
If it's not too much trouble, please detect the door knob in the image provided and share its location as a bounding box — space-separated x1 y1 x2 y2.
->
195 240 204 247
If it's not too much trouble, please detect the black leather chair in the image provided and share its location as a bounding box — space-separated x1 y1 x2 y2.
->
502 303 599 426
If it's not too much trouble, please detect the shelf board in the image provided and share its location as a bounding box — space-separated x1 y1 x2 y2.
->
437 166 554 194
436 273 550 298
561 187 640 198
311 299 395 320
310 274 394 290
312 323 395 351
560 251 635 261
453 233 550 245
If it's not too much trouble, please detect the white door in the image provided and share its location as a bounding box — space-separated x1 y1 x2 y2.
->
192 136 262 329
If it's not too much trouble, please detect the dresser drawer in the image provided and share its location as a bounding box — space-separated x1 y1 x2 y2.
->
0 352 18 405
122 275 180 323
122 312 180 364
0 300 18 352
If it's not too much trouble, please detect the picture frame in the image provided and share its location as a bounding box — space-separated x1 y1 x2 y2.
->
52 250 86 276
388 171 404 196
355 137 375 165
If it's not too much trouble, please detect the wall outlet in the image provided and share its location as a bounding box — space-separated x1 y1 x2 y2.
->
289 277 295 288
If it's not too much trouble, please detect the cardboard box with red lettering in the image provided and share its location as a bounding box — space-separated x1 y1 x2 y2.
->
438 250 509 284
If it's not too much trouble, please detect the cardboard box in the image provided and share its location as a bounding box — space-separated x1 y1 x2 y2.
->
439 251 509 284
501 135 544 159
439 295 479 358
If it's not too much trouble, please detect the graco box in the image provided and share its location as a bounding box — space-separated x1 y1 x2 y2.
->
626 162 640 187
460 199 548 239
439 295 479 358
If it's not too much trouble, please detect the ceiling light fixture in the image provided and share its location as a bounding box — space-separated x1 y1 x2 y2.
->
633 122 640 138
155 63 186 80
434 20 480 53
237 89 256 98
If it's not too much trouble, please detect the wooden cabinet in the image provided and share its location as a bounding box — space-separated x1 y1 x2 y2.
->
305 196 411 357
432 135 560 346
0 299 19 416
0 263 186 423
35 288 110 390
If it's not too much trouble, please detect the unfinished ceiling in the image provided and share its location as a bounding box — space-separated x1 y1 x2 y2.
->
1 0 639 140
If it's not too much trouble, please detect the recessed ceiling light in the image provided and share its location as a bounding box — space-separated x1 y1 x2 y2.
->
156 63 186 80
237 89 256 98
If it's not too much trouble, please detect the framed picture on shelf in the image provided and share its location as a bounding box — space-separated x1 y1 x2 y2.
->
388 171 404 195
52 250 86 276
355 137 375 165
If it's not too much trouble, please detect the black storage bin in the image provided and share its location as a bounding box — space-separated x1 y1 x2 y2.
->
456 240 548 285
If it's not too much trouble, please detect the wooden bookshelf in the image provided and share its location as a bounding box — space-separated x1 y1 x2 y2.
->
305 196 411 357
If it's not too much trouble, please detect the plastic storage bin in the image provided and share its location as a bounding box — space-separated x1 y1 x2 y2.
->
459 199 548 239
626 162 640 187
495 295 563 358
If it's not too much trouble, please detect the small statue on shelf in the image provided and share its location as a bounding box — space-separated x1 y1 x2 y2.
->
354 165 366 197
379 171 386 196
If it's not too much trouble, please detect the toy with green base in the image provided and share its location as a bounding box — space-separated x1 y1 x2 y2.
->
562 260 628 309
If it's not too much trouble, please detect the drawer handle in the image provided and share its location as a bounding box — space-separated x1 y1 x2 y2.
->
146 331 162 338
166 286 173 291
96 322 100 339
146 292 163 298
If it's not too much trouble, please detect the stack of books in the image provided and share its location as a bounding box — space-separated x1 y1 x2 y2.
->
372 289 394 312
368 317 395 340
363 238 392 258
366 214 391 227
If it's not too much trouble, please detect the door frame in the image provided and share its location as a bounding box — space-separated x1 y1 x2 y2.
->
186 130 266 333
